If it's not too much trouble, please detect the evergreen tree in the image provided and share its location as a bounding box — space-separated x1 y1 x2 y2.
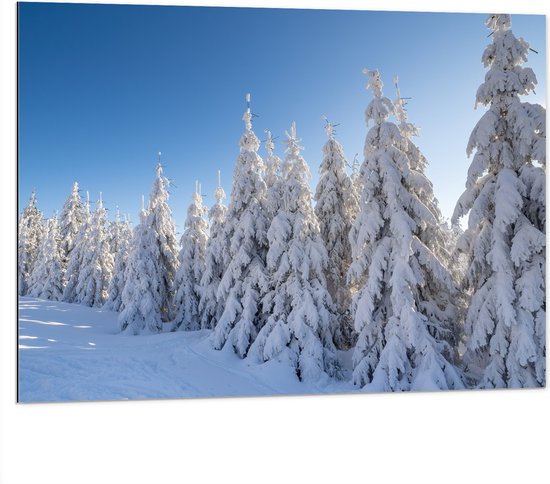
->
18 192 45 295
198 172 228 329
147 159 179 321
213 94 270 357
249 122 338 381
28 215 64 301
264 130 284 221
314 119 359 349
174 185 209 330
393 78 462 360
350 153 362 199
108 208 124 255
59 181 84 267
118 198 165 334
63 192 92 303
348 70 463 391
104 213 133 312
74 194 114 307
452 14 546 388
118 156 178 334
446 222 469 356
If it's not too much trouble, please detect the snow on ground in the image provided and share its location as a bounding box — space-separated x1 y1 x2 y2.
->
18 297 357 403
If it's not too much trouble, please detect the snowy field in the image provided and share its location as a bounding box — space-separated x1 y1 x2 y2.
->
18 297 357 403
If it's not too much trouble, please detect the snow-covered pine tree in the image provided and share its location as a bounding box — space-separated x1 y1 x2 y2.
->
28 215 64 301
118 196 165 334
347 70 463 391
173 184 209 330
213 94 270 357
59 181 84 267
74 193 114 307
18 192 45 295
264 130 284 221
249 122 338 381
108 208 123 255
393 77 462 360
198 172 228 329
104 213 133 312
147 158 179 321
445 222 469 354
452 14 546 388
350 153 361 195
63 192 92 303
314 118 359 349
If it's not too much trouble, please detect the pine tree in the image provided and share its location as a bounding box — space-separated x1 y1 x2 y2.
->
118 197 165 334
28 215 64 301
393 78 463 360
104 212 133 312
198 172 228 329
213 94 270 357
18 192 45 295
118 156 178 334
452 14 546 388
264 130 284 221
174 185 209 330
147 158 179 321
249 122 338 381
59 181 84 267
314 119 359 349
350 153 362 199
348 70 463 391
63 192 92 303
74 194 114 307
108 208 124 255
446 222 469 356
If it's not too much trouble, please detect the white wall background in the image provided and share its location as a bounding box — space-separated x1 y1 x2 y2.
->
1 1 548 483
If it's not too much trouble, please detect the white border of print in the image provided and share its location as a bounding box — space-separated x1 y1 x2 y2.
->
1 1 548 483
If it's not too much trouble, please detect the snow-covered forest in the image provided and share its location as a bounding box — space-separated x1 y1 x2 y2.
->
18 14 546 399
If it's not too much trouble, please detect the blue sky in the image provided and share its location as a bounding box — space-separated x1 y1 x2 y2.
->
18 3 546 233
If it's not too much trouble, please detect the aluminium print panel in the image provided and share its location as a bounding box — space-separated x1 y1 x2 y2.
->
17 3 546 403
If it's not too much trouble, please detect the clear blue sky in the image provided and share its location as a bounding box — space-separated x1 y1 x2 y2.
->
18 3 546 233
